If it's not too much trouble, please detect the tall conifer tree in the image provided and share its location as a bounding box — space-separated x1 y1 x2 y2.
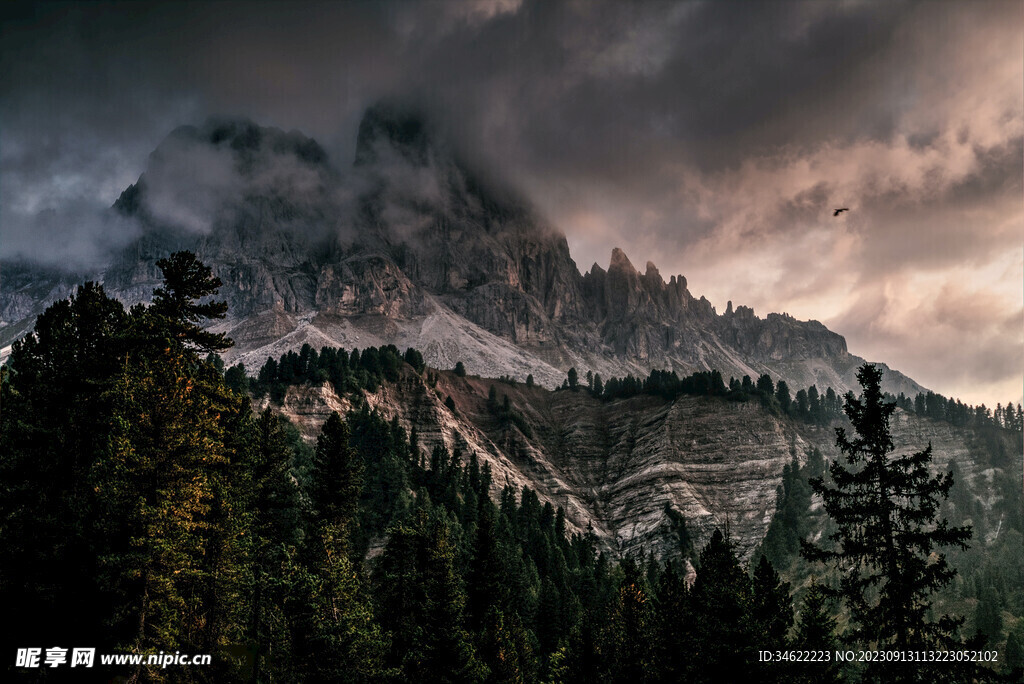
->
802 364 973 683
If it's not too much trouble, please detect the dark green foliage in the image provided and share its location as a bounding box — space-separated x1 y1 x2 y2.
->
374 507 487 683
974 584 1003 644
310 412 362 536
151 251 232 352
348 408 411 548
791 581 842 683
605 558 656 682
249 342 413 400
404 347 425 373
484 386 534 438
0 281 128 648
652 561 690 681
243 408 304 680
664 504 694 558
224 362 248 394
455 361 467 377
294 410 387 681
687 529 758 683
1005 624 1024 678
775 380 792 414
906 389 1022 437
0 255 254 680
751 555 793 652
759 452 815 568
596 367 841 428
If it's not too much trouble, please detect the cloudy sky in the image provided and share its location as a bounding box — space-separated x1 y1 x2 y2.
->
2 0 1021 406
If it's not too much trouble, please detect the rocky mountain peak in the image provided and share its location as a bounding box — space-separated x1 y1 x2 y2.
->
2 108 929 402
112 116 337 238
354 102 435 168
608 247 637 274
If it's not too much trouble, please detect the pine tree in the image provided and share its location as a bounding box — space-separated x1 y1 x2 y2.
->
795 389 809 418
973 584 1003 644
1004 625 1024 678
0 282 127 646
801 364 973 682
608 558 655 683
95 324 240 660
295 412 386 681
224 362 248 393
150 251 232 352
791 581 841 683
309 412 362 538
244 408 303 679
775 381 792 414
467 502 512 633
760 454 813 566
751 555 793 652
653 562 690 681
376 507 487 682
479 608 533 683
687 529 757 684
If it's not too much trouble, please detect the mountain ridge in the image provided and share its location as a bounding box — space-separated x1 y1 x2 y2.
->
1 107 925 399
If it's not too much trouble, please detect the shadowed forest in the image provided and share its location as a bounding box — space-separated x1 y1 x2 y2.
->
2 253 1022 683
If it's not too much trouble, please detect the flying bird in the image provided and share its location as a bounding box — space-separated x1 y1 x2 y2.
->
833 207 850 217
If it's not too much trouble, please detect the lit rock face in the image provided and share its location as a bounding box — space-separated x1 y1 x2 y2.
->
1 105 924 401
268 368 1010 562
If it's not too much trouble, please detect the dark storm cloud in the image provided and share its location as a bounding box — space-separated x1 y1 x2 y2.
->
1 0 1021 403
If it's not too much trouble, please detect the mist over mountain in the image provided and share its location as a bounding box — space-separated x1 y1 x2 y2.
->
1 105 925 399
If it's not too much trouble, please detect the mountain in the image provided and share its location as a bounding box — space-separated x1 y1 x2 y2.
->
261 364 1015 564
0 105 924 399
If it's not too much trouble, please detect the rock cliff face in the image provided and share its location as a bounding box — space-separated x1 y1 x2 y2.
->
0 106 924 400
267 368 1012 563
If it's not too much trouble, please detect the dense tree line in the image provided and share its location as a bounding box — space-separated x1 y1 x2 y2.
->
888 391 1023 434
3 254 1019 681
230 343 425 401
564 366 845 426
